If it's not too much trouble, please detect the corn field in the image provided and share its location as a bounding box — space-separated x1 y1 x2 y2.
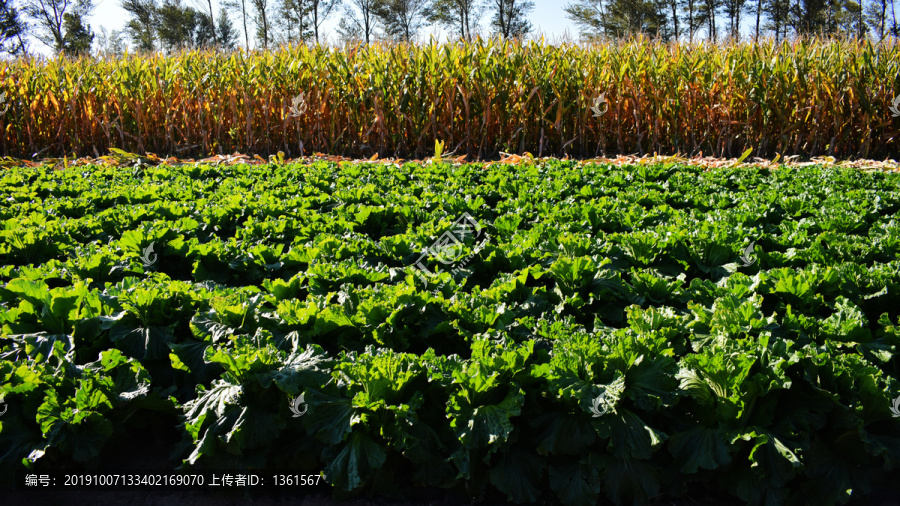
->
1 36 899 160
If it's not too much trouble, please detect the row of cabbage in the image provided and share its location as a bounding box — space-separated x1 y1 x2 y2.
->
1 160 899 504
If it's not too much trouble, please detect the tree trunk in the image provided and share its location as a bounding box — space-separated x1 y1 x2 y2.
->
207 0 217 44
754 0 760 41
262 8 269 48
859 3 864 39
464 2 470 41
314 0 320 43
891 0 897 35
671 0 679 40
241 0 250 49
688 0 694 42
365 2 372 44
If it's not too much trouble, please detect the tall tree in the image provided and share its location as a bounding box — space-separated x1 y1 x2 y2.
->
122 0 158 51
890 0 898 35
844 0 865 36
279 0 314 44
336 12 362 42
60 11 92 54
749 0 763 39
373 0 428 41
196 3 216 43
310 0 340 43
763 0 791 39
427 0 485 41
865 0 889 38
156 0 214 50
490 0 533 38
192 0 217 45
680 0 706 41
821 0 853 34
340 0 378 44
224 0 250 48
565 0 664 38
564 0 607 40
1 0 28 55
722 0 746 38
250 0 271 48
889 0 898 36
661 0 680 39
651 0 677 39
606 0 663 36
696 0 718 40
217 6 238 48
789 0 828 34
96 26 127 56
22 0 94 53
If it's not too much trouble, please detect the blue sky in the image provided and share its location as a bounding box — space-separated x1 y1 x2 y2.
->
83 0 578 50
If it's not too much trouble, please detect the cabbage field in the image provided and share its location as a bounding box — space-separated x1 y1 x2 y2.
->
1 158 899 505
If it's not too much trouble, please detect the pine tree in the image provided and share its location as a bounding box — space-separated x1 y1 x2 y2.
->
336 13 364 43
789 0 828 34
820 0 852 34
279 0 314 44
696 0 719 40
122 0 159 51
217 7 239 49
750 0 763 39
722 0 747 38
22 0 95 53
426 0 485 42
0 0 27 55
763 0 792 39
373 0 429 41
62 12 94 55
96 26 128 56
865 0 889 38
564 0 608 39
250 0 272 49
889 0 898 36
155 0 214 51
845 0 866 36
564 0 665 39
680 0 704 41
660 0 681 40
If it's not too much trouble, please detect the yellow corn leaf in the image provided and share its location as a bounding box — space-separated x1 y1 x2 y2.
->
735 148 753 165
